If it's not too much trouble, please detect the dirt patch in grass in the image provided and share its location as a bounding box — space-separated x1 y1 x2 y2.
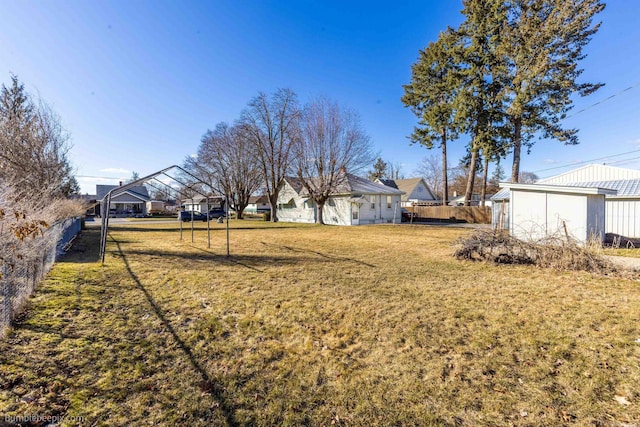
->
1 222 640 426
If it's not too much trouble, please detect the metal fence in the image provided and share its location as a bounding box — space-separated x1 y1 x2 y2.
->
1 217 81 337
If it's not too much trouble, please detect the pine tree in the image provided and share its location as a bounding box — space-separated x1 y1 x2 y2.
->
402 28 463 205
367 157 387 181
502 0 605 182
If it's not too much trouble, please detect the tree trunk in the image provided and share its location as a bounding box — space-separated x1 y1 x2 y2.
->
480 153 489 207
441 128 448 206
510 118 522 183
316 201 325 224
268 192 279 222
236 206 245 220
464 146 479 206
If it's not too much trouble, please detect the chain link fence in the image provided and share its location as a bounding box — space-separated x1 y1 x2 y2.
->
1 217 81 337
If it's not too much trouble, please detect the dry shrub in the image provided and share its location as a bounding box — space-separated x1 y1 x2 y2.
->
454 229 616 274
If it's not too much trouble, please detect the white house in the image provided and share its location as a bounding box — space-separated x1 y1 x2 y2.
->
246 195 270 213
182 195 225 213
277 174 404 225
492 164 640 243
97 184 150 216
376 178 438 207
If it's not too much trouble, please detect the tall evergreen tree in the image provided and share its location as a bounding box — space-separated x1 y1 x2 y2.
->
402 28 463 205
502 0 605 182
456 0 509 205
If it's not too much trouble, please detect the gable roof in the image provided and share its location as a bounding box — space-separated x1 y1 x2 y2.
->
378 177 437 201
96 184 150 201
249 195 269 204
284 173 404 197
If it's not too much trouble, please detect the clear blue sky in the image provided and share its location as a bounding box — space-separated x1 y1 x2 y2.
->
1 1 639 194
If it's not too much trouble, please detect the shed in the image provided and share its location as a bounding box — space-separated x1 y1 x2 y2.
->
499 182 616 244
494 164 640 242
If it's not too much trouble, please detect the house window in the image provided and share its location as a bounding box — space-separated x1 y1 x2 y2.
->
417 186 423 192
279 199 296 209
370 195 376 209
352 210 358 220
387 196 392 209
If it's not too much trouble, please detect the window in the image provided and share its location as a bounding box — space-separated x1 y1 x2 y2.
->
370 195 376 209
417 186 423 193
386 196 392 209
352 210 358 220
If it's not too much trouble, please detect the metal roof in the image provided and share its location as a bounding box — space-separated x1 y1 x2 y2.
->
492 178 640 201
562 179 640 197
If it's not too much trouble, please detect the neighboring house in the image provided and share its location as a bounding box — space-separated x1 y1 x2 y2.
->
376 178 438 207
277 173 404 225
75 194 98 216
492 164 640 243
448 192 485 207
246 195 270 213
182 195 225 213
97 184 150 216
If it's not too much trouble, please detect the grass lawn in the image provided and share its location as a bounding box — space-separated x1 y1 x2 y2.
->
1 221 639 426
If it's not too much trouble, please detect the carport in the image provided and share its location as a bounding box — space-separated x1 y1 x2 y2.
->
99 165 230 263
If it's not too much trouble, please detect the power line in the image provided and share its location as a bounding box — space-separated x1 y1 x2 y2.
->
565 81 640 119
532 148 640 174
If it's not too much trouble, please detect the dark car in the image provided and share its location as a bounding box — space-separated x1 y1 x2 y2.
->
179 211 208 222
207 209 226 219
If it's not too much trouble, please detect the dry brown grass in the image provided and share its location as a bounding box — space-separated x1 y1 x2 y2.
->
1 221 640 426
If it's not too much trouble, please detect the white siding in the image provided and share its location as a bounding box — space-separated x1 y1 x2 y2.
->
510 189 605 243
276 182 316 223
606 199 640 239
540 164 640 184
511 191 548 240
322 197 352 225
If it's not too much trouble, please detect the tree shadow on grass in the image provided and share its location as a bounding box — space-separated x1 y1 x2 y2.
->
111 238 240 427
57 228 101 263
260 242 376 268
119 246 353 273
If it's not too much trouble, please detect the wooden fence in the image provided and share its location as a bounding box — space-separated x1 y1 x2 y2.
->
406 205 492 224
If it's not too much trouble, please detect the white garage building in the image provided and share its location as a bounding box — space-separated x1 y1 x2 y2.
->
493 164 640 244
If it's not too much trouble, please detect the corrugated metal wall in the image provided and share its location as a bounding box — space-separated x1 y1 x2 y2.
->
540 164 640 184
606 199 640 239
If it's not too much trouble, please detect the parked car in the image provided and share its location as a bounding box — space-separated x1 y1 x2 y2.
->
207 209 226 219
179 211 208 222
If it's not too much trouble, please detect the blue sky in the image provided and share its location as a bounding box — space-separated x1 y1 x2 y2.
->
1 1 639 194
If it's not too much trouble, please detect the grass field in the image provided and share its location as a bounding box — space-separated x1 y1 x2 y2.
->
1 221 639 426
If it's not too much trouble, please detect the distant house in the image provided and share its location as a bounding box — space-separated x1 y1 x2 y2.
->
246 195 270 213
75 194 98 216
448 192 487 207
376 178 438 207
492 164 640 243
97 184 150 217
182 195 225 213
277 173 404 225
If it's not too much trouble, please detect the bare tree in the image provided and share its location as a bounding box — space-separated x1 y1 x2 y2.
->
293 97 374 224
0 75 78 199
186 122 262 219
416 154 448 201
240 89 300 222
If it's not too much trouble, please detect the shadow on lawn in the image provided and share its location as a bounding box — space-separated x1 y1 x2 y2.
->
112 238 240 427
260 241 376 268
57 228 101 263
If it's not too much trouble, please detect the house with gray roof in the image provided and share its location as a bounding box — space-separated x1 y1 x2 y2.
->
376 177 438 206
97 184 150 217
277 173 404 225
492 164 640 243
